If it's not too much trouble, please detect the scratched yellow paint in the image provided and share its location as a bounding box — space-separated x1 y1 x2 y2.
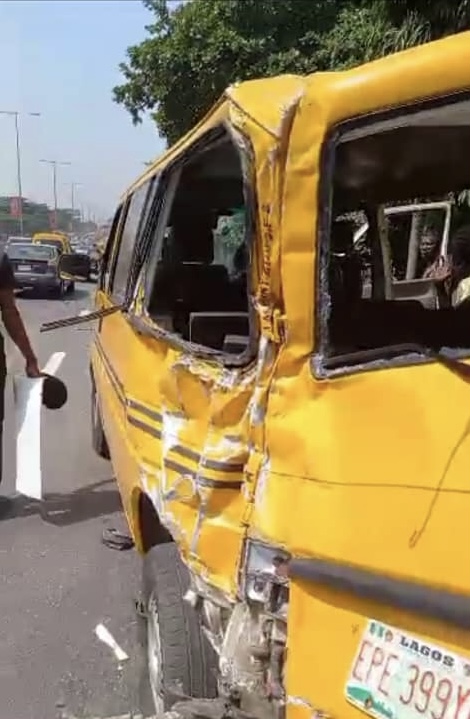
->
93 30 470 719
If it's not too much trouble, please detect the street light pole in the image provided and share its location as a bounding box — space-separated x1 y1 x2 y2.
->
0 110 40 235
40 159 71 229
70 182 82 232
53 163 57 218
70 182 82 214
13 114 23 233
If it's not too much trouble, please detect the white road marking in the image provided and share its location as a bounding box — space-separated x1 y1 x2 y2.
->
94 623 129 663
42 350 66 376
14 375 43 500
14 351 65 500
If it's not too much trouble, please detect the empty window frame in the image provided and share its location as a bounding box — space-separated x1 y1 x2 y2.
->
316 94 470 373
144 127 256 360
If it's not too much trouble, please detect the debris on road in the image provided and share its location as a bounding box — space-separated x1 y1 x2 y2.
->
102 527 135 551
94 623 129 663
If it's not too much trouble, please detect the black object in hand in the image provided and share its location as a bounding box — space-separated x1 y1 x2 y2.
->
41 374 68 410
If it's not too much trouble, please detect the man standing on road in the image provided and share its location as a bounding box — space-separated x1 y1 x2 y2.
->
0 251 41 482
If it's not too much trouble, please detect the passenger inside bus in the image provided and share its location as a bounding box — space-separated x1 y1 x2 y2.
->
450 224 470 307
419 227 441 278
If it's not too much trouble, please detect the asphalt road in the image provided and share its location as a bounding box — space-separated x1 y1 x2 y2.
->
0 283 153 719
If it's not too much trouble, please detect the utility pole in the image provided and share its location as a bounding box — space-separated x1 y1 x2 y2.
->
70 182 82 231
0 110 40 234
40 159 71 229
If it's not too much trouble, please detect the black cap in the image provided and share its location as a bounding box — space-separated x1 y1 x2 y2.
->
41 374 68 410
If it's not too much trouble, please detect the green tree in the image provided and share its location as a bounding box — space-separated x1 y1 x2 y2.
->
113 0 470 144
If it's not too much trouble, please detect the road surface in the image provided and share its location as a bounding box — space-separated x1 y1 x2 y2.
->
0 284 153 719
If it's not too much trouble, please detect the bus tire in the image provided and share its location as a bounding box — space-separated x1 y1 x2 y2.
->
91 385 110 459
142 542 218 713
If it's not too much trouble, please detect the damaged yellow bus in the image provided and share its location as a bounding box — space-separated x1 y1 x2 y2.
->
57 29 470 719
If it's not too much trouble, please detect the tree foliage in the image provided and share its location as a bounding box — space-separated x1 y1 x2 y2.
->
113 0 470 144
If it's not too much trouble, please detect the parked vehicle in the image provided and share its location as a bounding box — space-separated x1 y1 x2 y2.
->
32 230 72 255
7 242 67 297
32 231 86 286
50 31 470 719
7 235 32 246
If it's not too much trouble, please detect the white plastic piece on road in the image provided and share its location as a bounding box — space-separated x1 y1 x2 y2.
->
79 309 92 317
94 623 129 662
13 351 66 500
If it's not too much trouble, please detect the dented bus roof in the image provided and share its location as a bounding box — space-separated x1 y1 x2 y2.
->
125 30 470 199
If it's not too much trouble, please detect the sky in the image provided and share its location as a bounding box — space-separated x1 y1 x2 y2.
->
0 0 166 221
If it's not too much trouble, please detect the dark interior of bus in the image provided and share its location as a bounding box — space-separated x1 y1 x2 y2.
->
326 97 470 364
147 131 253 357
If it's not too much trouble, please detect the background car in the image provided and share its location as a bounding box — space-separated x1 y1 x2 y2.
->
6 242 69 298
6 236 32 248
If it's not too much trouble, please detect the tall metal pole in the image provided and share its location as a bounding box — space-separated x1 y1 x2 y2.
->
53 162 58 228
40 159 71 230
70 182 82 216
70 183 82 232
0 110 40 235
13 113 24 235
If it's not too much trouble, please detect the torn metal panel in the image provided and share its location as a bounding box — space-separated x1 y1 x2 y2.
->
277 90 305 142
253 457 271 513
139 469 189 546
247 336 276 427
171 352 256 391
144 349 256 586
203 433 246 459
228 86 292 332
162 409 186 455
227 78 306 141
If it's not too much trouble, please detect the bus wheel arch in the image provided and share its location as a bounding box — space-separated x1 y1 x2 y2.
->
134 489 173 553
